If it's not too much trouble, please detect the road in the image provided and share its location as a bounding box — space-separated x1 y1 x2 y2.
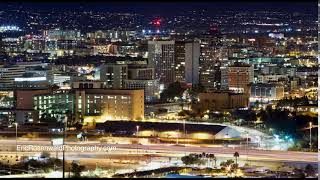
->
0 139 317 163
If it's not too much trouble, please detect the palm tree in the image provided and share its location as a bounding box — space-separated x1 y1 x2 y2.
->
209 154 216 168
202 152 206 157
234 152 239 166
213 156 217 168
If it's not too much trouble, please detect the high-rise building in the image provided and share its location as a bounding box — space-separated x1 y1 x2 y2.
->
185 41 200 85
148 40 175 86
198 29 224 90
174 41 186 82
174 41 200 85
99 64 128 89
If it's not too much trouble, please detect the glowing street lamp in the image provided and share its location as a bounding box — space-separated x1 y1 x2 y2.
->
14 123 18 158
309 122 312 151
136 126 140 137
136 125 140 156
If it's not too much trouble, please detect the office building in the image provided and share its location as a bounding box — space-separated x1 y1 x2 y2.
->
123 79 160 103
99 64 128 89
75 89 144 122
148 40 175 86
33 88 144 122
0 65 26 88
226 63 254 93
198 29 224 90
249 83 284 102
185 41 200 85
174 41 200 85
192 91 249 112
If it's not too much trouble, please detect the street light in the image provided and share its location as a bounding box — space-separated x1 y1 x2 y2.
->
136 126 139 137
309 122 312 151
136 126 139 156
245 132 249 162
14 123 18 158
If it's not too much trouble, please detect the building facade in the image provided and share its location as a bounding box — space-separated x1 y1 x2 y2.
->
192 91 249 112
99 64 128 89
123 79 160 103
249 83 284 102
148 40 175 86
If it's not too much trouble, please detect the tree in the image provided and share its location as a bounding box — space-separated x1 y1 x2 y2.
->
188 84 205 96
220 159 235 171
208 154 216 168
71 161 85 178
305 164 316 177
181 154 204 166
233 152 239 166
160 81 186 102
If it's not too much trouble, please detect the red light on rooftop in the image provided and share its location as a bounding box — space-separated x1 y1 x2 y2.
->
152 19 161 26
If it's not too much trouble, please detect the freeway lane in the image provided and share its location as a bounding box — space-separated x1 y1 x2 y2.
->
0 139 317 163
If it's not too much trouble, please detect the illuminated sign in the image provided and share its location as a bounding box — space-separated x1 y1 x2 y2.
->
14 77 47 82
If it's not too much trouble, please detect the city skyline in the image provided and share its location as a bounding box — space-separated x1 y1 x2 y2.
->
0 0 318 178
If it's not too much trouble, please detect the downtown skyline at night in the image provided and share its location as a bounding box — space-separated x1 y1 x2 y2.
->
0 1 318 178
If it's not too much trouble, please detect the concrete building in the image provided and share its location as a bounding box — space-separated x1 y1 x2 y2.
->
53 73 71 85
72 81 104 89
173 40 200 85
0 65 26 88
226 63 254 93
33 88 145 123
192 91 249 112
128 66 155 80
174 41 186 83
249 83 284 102
148 40 175 86
198 30 225 90
75 89 144 122
0 89 51 124
123 79 160 103
99 64 128 89
33 90 75 122
185 41 200 85
14 76 49 89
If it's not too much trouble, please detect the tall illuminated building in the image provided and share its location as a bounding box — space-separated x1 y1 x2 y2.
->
148 40 175 86
174 41 200 85
198 27 224 90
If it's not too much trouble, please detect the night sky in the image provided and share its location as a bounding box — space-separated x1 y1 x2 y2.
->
0 2 317 15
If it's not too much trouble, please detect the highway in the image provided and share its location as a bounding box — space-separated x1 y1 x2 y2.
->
0 139 317 163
